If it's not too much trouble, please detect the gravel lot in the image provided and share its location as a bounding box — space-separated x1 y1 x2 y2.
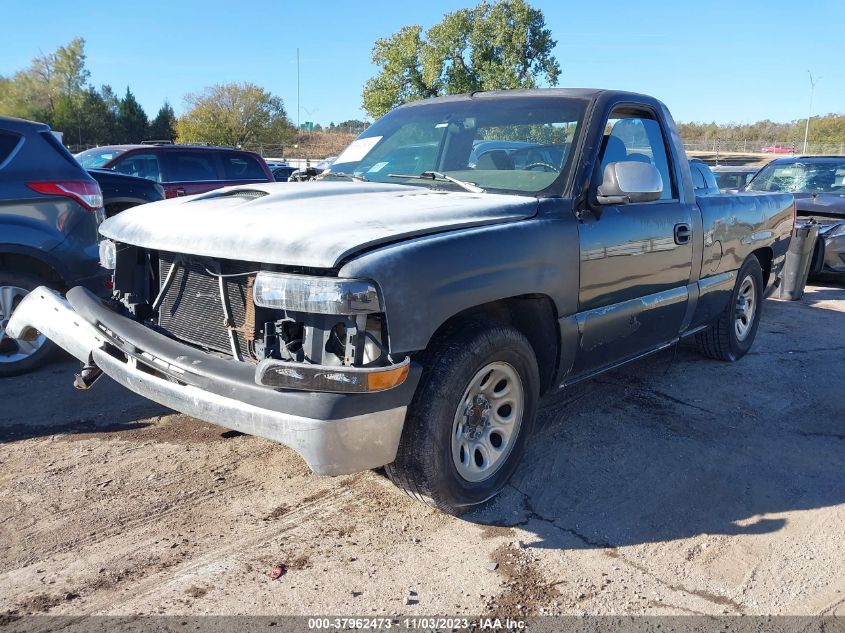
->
1 281 843 618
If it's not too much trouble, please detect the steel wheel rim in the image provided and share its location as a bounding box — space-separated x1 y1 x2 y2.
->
0 286 46 363
734 275 756 342
451 361 525 483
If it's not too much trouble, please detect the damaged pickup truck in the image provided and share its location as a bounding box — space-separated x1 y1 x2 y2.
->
8 89 795 515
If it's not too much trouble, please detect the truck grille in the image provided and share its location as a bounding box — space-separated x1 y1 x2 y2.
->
157 252 258 358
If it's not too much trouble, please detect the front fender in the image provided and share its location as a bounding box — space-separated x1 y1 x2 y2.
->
339 199 580 355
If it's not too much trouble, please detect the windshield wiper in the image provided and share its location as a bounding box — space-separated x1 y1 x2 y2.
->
319 171 369 182
387 171 485 194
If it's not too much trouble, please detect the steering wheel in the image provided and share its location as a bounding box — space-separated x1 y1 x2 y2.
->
524 162 557 172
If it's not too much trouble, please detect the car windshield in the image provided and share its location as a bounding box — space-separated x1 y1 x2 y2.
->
328 96 587 196
75 147 127 168
747 160 845 194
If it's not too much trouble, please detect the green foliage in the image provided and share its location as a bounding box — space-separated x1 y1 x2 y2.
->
148 102 177 142
677 114 845 146
51 87 116 146
116 87 148 143
362 0 560 118
329 119 370 133
175 82 295 147
0 37 90 123
0 39 170 148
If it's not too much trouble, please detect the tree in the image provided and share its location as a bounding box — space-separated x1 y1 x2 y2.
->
175 82 294 147
0 37 90 124
362 0 560 118
116 87 148 143
148 101 177 141
331 119 370 133
52 87 115 146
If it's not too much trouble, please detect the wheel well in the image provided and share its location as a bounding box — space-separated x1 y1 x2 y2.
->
751 247 773 287
0 252 66 288
426 295 560 395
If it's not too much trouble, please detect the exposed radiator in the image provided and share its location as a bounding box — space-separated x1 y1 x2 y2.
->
157 252 258 358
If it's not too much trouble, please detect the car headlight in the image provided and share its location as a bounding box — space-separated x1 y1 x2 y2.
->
99 239 116 270
253 271 382 315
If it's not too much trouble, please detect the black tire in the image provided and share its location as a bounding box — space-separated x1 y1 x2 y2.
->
695 256 764 362
0 270 57 378
385 320 539 516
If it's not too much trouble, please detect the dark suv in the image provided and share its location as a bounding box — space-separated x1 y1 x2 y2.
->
75 144 273 198
0 116 110 376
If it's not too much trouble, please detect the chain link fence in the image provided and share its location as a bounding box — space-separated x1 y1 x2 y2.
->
683 139 845 155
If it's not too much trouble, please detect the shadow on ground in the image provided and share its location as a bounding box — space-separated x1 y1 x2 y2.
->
469 288 845 552
1 286 843 553
0 356 168 443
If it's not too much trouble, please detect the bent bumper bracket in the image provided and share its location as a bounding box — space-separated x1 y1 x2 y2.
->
7 287 408 476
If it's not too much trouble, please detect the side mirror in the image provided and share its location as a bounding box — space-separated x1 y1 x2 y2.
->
596 161 663 205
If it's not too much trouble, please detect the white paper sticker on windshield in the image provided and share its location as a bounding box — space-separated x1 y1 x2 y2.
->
335 136 382 164
367 161 389 173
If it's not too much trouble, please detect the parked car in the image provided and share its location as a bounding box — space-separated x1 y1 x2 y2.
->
711 165 760 192
74 145 272 197
761 145 795 154
271 166 296 182
469 140 569 171
87 169 165 217
9 89 794 514
0 116 109 377
288 156 336 181
689 158 721 194
745 156 845 273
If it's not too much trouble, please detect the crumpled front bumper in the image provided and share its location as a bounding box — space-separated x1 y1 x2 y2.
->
7 286 419 476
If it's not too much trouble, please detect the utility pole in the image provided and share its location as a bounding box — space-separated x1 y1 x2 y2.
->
802 70 820 154
297 48 301 133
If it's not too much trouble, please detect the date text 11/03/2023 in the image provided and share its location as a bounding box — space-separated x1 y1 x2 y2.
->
306 617 526 630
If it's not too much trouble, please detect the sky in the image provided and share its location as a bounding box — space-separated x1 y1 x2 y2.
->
2 0 843 127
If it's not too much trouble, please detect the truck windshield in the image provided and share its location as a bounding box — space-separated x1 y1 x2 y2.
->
747 160 845 194
328 96 587 196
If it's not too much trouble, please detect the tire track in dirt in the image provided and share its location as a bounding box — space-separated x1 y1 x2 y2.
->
4 483 357 622
77 485 358 615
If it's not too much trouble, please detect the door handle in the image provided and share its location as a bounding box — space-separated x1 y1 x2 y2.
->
674 223 692 245
175 187 187 197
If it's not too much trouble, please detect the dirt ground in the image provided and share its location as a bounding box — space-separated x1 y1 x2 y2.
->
1 281 843 619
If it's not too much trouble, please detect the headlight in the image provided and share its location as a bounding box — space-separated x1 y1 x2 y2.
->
253 271 382 315
99 239 116 270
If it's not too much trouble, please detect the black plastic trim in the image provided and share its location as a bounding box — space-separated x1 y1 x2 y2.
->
66 287 420 420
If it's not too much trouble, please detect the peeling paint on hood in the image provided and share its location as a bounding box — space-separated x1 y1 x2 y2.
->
98 181 538 268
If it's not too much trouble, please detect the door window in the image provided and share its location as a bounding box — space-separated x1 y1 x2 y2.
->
691 162 708 190
167 152 219 181
112 153 162 182
0 131 22 166
599 110 675 200
221 154 266 180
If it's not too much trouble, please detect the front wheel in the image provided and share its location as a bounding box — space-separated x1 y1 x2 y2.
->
0 271 56 377
385 321 539 515
695 256 764 361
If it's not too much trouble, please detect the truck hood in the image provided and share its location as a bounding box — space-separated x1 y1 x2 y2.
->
99 181 537 268
794 193 845 220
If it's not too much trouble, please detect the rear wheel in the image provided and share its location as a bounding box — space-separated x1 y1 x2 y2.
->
0 271 56 377
385 321 539 515
695 256 764 361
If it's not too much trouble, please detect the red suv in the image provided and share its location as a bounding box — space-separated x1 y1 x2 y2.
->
75 144 273 198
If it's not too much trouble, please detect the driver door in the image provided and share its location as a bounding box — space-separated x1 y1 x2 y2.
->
572 108 695 374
